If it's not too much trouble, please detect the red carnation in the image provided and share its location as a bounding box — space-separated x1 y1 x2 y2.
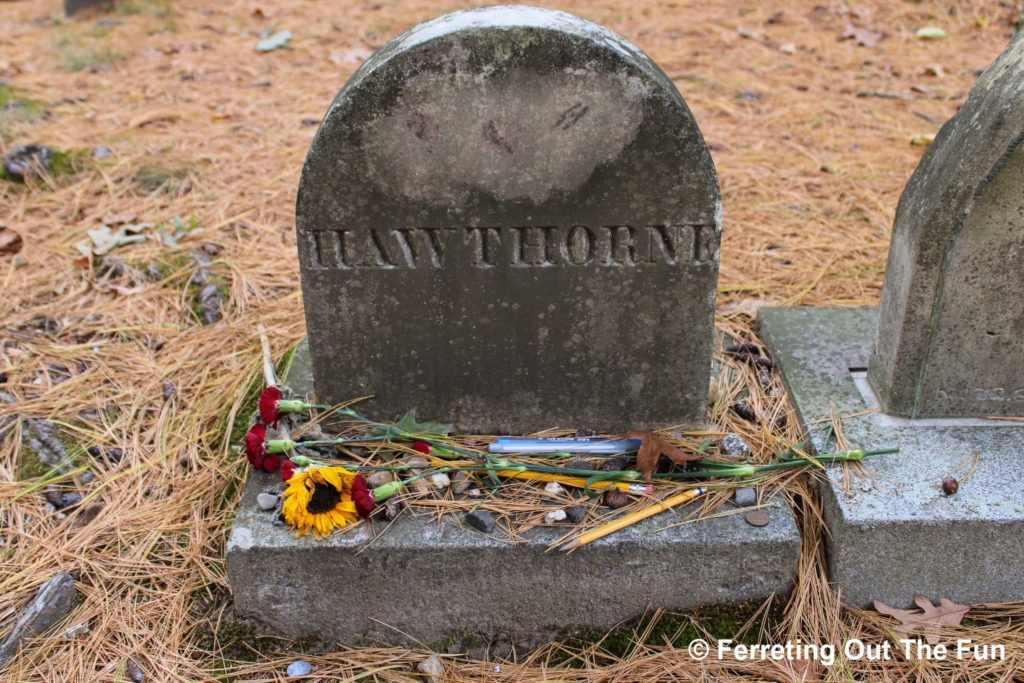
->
259 386 283 427
412 441 432 455
280 459 297 482
245 424 266 469
261 451 280 473
352 474 375 518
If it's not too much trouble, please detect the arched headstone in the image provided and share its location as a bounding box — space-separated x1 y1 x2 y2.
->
868 32 1024 418
296 6 720 432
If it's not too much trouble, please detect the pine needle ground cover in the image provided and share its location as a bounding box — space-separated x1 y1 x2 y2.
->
0 0 1021 680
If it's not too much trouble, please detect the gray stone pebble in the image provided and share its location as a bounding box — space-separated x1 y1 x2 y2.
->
720 433 753 458
256 493 279 511
286 660 312 677
733 487 757 507
566 505 587 523
464 510 495 533
565 458 595 471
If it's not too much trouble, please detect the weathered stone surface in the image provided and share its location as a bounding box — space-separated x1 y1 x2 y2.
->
760 307 1024 607
868 31 1024 418
228 469 798 646
226 352 799 647
0 572 76 669
296 6 720 433
64 0 109 16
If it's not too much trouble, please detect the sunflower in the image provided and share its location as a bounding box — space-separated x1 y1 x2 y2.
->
281 467 367 539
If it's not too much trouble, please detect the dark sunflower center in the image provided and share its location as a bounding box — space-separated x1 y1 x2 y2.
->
306 481 342 514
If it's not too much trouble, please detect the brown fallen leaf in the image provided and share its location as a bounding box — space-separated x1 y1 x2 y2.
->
874 594 969 645
0 227 23 254
625 430 702 480
840 22 883 48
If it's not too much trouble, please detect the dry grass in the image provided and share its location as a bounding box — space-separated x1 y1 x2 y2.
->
1 0 1022 680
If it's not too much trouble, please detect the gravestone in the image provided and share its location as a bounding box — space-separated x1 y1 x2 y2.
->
65 0 111 15
296 5 720 433
229 8 802 649
759 32 1024 607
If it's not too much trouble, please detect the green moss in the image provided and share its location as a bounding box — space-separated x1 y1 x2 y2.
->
0 147 89 184
439 628 487 653
17 448 51 481
59 45 122 72
0 86 46 128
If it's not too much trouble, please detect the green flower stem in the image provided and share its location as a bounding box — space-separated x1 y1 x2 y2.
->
371 467 452 504
276 399 331 414
654 447 900 479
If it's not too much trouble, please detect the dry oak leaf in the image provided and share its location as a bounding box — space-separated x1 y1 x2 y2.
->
874 594 969 645
0 227 23 254
839 22 883 48
625 430 702 481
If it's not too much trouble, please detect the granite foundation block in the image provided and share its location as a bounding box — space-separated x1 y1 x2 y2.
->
759 307 1024 608
227 471 799 648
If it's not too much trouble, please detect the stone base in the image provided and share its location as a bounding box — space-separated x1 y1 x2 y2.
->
65 0 110 15
225 343 800 648
759 307 1024 608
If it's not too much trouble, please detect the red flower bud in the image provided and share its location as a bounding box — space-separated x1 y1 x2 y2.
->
262 451 280 473
412 441 432 455
280 459 297 482
352 474 375 518
259 386 283 427
245 424 266 470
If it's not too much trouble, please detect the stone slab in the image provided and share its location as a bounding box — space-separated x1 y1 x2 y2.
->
226 342 799 648
868 31 1024 418
759 307 1024 608
64 0 110 15
296 6 720 433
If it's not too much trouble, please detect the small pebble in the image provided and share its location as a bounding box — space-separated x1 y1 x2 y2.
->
451 471 471 494
92 146 111 159
364 470 394 489
383 499 401 521
464 509 495 533
78 471 95 484
256 493 279 510
430 473 451 490
416 654 445 683
544 509 567 523
599 457 628 472
565 458 594 471
465 488 484 498
733 487 757 507
63 622 89 638
543 481 565 496
720 433 753 458
405 456 428 475
745 510 771 527
286 660 312 677
566 505 587 523
603 489 630 509
126 658 146 682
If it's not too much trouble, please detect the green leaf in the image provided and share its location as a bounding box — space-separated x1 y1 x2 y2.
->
367 410 454 438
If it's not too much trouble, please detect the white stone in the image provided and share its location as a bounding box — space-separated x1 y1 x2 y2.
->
543 482 565 495
544 509 567 523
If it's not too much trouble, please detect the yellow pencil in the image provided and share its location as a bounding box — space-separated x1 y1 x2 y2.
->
419 455 653 494
560 487 707 551
493 469 652 493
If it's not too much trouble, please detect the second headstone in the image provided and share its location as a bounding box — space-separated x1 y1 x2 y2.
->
297 6 721 432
